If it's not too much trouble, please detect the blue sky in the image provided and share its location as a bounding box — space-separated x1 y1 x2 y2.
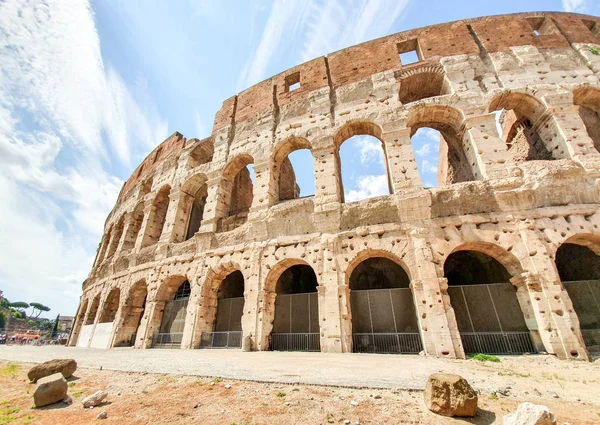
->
0 0 598 317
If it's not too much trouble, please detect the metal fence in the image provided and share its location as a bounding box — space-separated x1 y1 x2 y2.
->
352 332 423 354
200 331 242 349
152 332 183 348
563 280 600 351
270 333 320 352
460 331 536 355
580 329 600 352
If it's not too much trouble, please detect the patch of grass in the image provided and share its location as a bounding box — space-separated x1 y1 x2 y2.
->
590 45 600 55
275 392 286 398
72 390 84 397
0 363 19 378
292 388 300 392
488 393 498 400
195 378 204 386
471 353 500 363
498 370 530 378
20 416 35 425
212 377 222 383
0 406 20 424
542 372 563 381
68 382 76 387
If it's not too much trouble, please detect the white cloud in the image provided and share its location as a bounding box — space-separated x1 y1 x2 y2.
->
416 143 432 157
0 0 168 315
354 136 384 164
239 0 410 89
420 159 438 174
194 110 208 139
345 174 389 202
562 0 589 12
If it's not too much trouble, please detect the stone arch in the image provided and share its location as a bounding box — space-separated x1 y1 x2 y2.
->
69 298 89 347
141 185 171 248
187 139 214 168
152 275 191 348
106 215 125 259
398 65 450 104
346 250 422 354
199 268 246 348
489 90 553 163
270 137 313 203
179 173 209 241
554 234 600 352
112 279 148 347
334 120 392 203
406 104 474 185
217 154 254 231
573 86 600 153
99 287 121 323
96 225 113 266
262 259 320 351
85 294 101 325
443 242 538 354
122 202 144 252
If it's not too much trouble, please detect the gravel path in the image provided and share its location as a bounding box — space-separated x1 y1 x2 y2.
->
1 346 599 403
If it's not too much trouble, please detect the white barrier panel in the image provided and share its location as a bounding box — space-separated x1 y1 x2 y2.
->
76 325 94 347
89 322 114 349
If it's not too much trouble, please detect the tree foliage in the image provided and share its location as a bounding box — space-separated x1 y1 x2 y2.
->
29 302 51 319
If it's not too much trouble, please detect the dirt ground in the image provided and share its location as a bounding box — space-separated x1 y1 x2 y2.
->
1 360 599 424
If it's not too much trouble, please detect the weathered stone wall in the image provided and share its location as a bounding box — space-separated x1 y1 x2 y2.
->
70 12 600 361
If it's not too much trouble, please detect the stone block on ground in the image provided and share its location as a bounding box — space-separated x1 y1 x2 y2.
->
424 373 478 417
503 402 557 425
82 390 108 408
28 359 77 382
33 373 68 407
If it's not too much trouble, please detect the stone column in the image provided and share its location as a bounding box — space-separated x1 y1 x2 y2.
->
462 113 516 180
516 225 589 360
67 302 85 347
137 300 165 349
198 174 222 233
158 188 184 244
134 200 154 251
318 242 346 353
255 289 277 351
312 140 343 232
115 212 134 255
409 228 464 358
381 129 423 192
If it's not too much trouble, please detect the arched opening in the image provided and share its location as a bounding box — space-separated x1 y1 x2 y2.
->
411 127 442 188
99 288 120 323
85 295 101 325
180 174 208 241
555 240 600 352
113 280 148 347
444 248 536 354
335 122 392 203
271 137 315 203
398 68 449 104
200 270 245 349
106 215 125 259
121 203 144 252
573 86 600 153
188 139 214 168
270 264 320 351
153 277 191 348
70 298 88 346
217 155 254 232
349 256 422 354
406 106 475 186
141 185 171 248
96 226 112 266
489 91 554 163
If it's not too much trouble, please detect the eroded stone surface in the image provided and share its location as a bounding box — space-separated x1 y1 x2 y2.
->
424 373 478 417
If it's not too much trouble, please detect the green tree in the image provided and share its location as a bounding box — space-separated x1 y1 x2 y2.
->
0 298 9 309
10 302 29 317
29 302 51 319
51 315 59 338
0 311 5 329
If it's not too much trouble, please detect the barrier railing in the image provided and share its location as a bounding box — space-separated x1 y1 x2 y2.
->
352 332 423 354
460 331 536 354
199 331 242 349
152 332 183 348
270 333 320 352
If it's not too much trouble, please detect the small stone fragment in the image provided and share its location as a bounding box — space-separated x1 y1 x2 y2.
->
63 395 73 405
548 391 559 399
424 373 478 417
82 390 108 408
373 394 382 399
97 411 107 420
350 400 359 406
503 402 556 425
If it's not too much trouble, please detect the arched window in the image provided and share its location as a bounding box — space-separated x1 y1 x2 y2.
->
272 137 315 203
349 256 421 354
85 295 101 325
574 86 600 153
113 280 148 347
555 239 600 352
106 215 125 259
180 174 208 241
407 106 474 185
489 92 554 163
141 185 171 248
154 277 191 348
99 288 120 323
217 155 254 232
335 122 392 203
411 127 442 188
271 264 319 352
188 139 214 168
444 248 536 354
121 203 144 252
398 67 449 104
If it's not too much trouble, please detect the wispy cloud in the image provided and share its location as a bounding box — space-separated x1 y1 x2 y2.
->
0 0 168 314
345 174 389 202
239 0 410 89
562 0 589 12
354 136 384 164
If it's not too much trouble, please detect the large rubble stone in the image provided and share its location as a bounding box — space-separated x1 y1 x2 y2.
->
33 373 68 407
503 402 556 425
424 373 478 417
28 359 77 383
82 390 108 408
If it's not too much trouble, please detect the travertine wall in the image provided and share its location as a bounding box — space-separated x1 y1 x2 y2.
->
69 12 600 361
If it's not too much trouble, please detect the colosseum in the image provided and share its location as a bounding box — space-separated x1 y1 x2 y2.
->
69 11 600 361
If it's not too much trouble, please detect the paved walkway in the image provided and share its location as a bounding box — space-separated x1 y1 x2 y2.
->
1 346 599 400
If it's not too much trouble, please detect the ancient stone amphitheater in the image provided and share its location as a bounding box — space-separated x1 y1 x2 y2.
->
69 12 600 361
